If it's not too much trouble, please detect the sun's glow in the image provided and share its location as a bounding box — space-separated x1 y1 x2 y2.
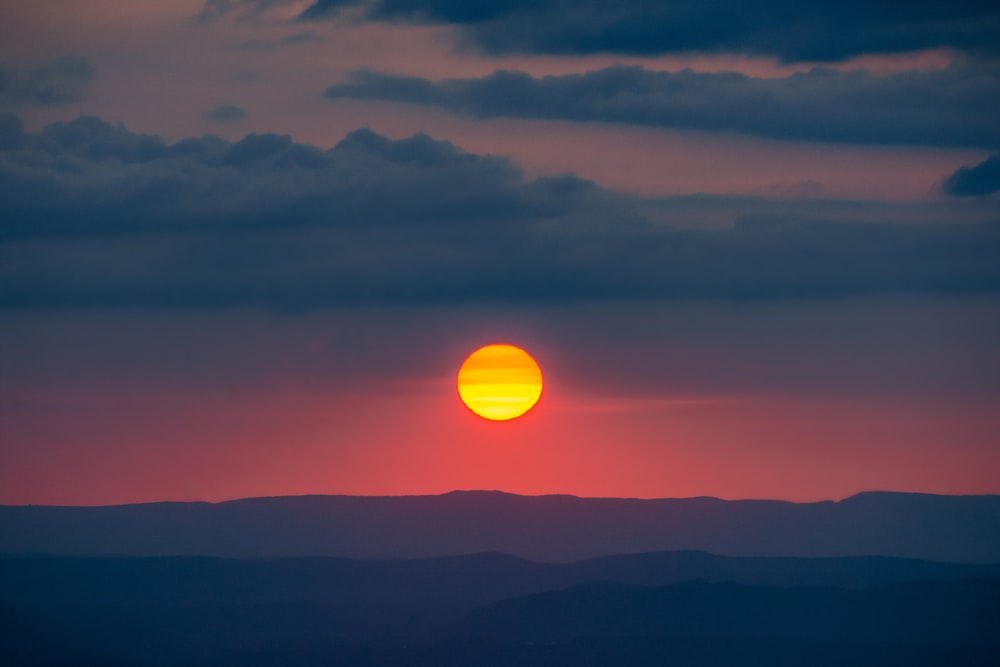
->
457 344 543 421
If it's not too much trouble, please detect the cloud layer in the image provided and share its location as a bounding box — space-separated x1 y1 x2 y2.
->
1 116 998 311
326 63 1000 148
293 0 1000 62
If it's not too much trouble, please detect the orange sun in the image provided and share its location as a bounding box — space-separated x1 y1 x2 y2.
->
457 344 543 421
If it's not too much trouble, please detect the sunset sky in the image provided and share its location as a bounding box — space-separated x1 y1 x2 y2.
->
1 0 998 505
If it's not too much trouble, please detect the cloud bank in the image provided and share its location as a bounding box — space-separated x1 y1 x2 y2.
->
1 116 998 310
292 0 1000 62
325 63 1000 148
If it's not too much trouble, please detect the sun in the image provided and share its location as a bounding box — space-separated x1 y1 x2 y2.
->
457 344 543 421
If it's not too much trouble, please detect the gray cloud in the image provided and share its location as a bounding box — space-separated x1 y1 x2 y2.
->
325 64 1000 148
944 154 1000 197
204 104 248 123
0 56 93 106
298 0 1000 62
1 116 998 311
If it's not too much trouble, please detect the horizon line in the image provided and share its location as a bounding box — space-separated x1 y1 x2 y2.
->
4 488 998 509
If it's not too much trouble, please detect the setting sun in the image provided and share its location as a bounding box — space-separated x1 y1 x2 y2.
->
457 344 543 421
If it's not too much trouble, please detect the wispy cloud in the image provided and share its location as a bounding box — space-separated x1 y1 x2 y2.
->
0 56 94 106
237 30 323 51
204 103 249 123
196 0 311 23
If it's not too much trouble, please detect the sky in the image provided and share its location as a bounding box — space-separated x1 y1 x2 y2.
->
1 0 999 505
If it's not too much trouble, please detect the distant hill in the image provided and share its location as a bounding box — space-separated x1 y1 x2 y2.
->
2 555 997 667
3 551 998 611
2 490 999 562
459 577 1000 648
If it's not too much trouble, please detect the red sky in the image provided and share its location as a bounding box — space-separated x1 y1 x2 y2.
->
3 385 998 505
2 298 998 505
1 1 998 505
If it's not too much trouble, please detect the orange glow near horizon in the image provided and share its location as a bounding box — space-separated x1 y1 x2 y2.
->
457 344 543 421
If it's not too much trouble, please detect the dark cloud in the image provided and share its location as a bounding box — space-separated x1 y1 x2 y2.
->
944 154 1000 197
26 115 167 163
0 56 93 106
1 116 998 311
298 0 1000 62
325 63 1000 148
204 104 248 123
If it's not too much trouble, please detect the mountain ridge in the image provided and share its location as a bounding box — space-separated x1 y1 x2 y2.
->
8 488 998 509
2 490 999 563
3 558 997 666
4 550 999 610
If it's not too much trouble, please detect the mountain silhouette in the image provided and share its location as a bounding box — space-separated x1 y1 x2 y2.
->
2 490 999 562
3 491 999 666
460 577 1000 646
2 556 997 666
3 551 998 610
